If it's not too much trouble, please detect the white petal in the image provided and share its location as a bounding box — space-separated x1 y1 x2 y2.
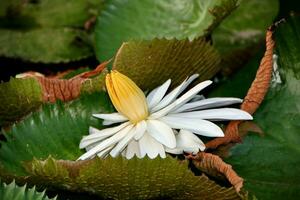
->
79 122 130 149
190 94 205 102
139 132 166 159
77 124 133 160
110 126 137 157
168 108 253 121
147 79 171 109
93 113 128 124
102 120 125 126
125 140 142 159
166 130 205 154
171 98 243 113
151 74 199 112
161 116 224 137
150 80 212 118
96 145 115 158
146 119 176 148
133 120 147 140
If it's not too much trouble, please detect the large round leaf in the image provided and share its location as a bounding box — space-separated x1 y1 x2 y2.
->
0 92 245 199
113 38 221 90
210 15 300 199
95 0 238 61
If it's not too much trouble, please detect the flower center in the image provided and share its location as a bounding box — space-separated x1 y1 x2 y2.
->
106 70 149 123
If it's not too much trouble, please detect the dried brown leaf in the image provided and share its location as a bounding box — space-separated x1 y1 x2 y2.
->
205 25 275 149
188 152 243 192
17 62 108 103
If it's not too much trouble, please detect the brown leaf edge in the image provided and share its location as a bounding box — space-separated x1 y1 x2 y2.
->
18 61 109 103
205 20 282 150
187 152 243 192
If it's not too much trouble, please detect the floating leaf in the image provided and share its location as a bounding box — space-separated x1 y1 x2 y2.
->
0 77 42 126
0 92 112 175
0 28 93 63
95 0 238 61
19 0 104 28
0 0 104 63
23 156 244 200
113 38 221 90
206 26 275 149
0 180 56 200
213 0 279 74
217 15 300 199
0 92 245 199
0 64 107 126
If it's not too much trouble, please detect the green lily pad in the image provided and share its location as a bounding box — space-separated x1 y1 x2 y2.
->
0 180 55 200
0 92 112 175
0 71 106 127
0 28 93 63
0 77 42 126
0 92 245 199
211 15 300 199
95 0 239 61
24 156 244 200
19 0 104 28
213 0 279 73
0 0 104 63
113 38 221 90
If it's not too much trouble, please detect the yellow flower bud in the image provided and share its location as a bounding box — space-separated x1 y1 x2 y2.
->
105 70 149 123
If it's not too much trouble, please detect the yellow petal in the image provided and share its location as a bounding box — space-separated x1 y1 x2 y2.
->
106 70 148 123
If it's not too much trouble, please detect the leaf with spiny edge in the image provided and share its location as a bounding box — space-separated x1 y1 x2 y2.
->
22 156 246 200
0 77 42 127
95 0 239 61
0 180 56 200
0 70 107 127
0 91 246 199
113 38 221 90
0 92 112 175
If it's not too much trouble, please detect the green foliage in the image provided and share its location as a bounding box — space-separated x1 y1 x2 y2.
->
213 0 279 70
0 180 55 200
213 15 300 199
95 0 238 61
0 77 42 126
19 0 104 28
24 156 244 200
0 92 113 175
113 38 221 90
0 91 244 199
0 28 93 63
0 0 103 63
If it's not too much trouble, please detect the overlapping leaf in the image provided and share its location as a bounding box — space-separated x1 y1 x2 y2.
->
113 38 221 90
95 0 238 61
0 0 103 63
0 71 107 126
0 77 42 126
0 28 93 63
0 181 55 200
0 92 245 199
210 15 300 199
213 0 279 74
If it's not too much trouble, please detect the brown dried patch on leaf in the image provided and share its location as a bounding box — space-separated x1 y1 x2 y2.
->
17 62 108 103
205 26 275 150
188 152 243 192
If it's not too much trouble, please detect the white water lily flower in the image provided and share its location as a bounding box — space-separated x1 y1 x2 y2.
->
77 71 252 160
